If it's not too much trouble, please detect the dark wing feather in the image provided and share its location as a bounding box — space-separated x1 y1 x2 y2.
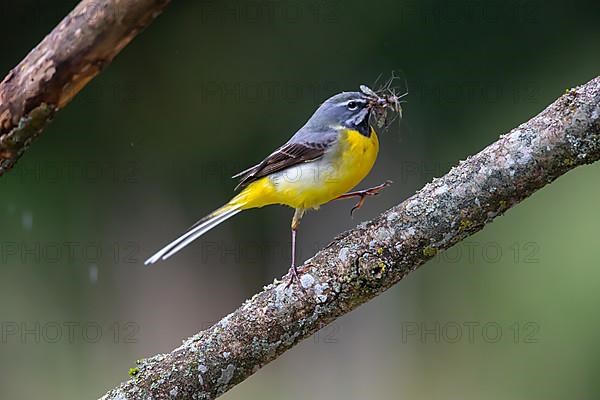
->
233 140 333 189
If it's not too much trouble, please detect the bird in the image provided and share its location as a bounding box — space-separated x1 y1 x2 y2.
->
145 84 402 286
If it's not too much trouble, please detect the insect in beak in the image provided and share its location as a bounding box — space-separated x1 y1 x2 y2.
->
360 84 404 128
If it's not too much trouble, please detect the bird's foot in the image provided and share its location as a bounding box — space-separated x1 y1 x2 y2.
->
336 180 393 216
285 264 308 293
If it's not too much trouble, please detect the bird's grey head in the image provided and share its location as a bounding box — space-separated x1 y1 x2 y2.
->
306 91 373 136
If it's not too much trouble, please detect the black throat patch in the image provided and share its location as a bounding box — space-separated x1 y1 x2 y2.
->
349 109 371 137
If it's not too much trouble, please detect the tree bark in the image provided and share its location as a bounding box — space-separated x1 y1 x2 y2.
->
100 76 600 399
0 0 171 175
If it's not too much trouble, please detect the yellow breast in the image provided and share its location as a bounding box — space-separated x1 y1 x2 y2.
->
333 127 380 195
237 127 379 211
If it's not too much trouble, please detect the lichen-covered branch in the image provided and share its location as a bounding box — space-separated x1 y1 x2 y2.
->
100 76 600 399
0 0 171 175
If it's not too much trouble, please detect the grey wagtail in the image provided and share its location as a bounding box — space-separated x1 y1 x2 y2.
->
145 84 402 285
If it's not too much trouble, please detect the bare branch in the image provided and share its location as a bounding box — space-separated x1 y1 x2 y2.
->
0 0 171 175
101 76 600 399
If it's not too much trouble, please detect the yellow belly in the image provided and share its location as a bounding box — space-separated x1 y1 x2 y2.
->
235 128 379 210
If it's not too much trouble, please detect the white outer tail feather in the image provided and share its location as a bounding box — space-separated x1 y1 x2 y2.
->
144 206 242 265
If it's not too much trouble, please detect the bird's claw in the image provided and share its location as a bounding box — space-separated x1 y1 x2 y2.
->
349 180 393 216
285 265 307 293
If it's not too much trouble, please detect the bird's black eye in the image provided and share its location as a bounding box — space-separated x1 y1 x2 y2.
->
347 101 359 111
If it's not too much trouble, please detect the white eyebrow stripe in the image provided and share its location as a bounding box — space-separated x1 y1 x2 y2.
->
344 98 367 105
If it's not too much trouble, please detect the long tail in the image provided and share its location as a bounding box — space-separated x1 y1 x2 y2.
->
144 202 243 265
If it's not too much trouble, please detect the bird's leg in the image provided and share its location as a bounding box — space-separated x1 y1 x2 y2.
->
334 180 393 216
286 208 305 290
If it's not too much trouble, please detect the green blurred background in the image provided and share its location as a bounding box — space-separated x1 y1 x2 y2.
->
1 0 599 398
